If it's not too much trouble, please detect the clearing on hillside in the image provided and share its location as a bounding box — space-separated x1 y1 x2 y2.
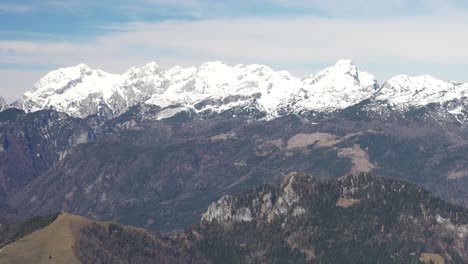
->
0 213 92 264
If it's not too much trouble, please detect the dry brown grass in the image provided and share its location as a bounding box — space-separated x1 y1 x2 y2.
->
287 133 339 149
336 198 360 208
419 253 445 264
210 132 237 141
447 170 468 180
0 212 92 264
338 144 375 173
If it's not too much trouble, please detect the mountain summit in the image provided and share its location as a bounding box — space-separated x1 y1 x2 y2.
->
14 60 378 119
11 60 468 122
375 74 468 107
0 97 8 111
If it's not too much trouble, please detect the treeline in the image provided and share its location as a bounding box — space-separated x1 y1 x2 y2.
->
0 212 59 248
75 223 207 264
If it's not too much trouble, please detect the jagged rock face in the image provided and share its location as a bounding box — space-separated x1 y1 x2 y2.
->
202 173 315 225
196 173 468 263
202 195 254 224
0 109 106 205
0 97 8 112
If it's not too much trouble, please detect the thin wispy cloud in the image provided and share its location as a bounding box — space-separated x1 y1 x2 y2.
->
3 15 468 68
139 0 468 18
0 3 34 13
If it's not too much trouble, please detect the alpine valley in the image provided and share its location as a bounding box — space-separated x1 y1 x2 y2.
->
1 60 468 263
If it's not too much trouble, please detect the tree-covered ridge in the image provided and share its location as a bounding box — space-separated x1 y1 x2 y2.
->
49 173 468 264
0 213 59 248
75 223 207 264
192 173 468 263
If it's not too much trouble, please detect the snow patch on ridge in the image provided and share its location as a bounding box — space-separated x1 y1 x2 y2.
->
16 60 380 119
155 107 190 120
375 75 468 107
293 59 378 111
14 60 468 121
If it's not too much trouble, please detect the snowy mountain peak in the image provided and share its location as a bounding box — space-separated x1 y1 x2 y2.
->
304 59 360 80
76 63 92 70
17 64 123 117
374 74 468 107
145 61 296 115
140 61 160 72
0 96 8 111
303 59 374 86
333 59 356 70
15 60 468 121
385 74 444 89
17 60 381 119
199 61 227 68
291 60 378 112
30 63 112 92
125 62 161 79
145 61 159 68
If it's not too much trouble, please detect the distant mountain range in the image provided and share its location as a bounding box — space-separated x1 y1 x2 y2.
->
3 60 467 123
0 60 467 241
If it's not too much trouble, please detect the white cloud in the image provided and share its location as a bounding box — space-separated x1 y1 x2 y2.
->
1 14 468 99
26 0 468 19
142 0 468 19
0 3 34 13
269 0 464 16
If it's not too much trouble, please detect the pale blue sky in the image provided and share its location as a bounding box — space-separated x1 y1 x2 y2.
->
1 0 468 101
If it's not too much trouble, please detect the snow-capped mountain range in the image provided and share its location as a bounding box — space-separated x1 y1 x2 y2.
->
10 60 468 120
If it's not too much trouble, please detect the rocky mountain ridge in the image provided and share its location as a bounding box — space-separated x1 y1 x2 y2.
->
0 97 7 112
3 105 468 231
1 60 468 233
9 60 468 122
3 173 468 263
197 172 468 263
